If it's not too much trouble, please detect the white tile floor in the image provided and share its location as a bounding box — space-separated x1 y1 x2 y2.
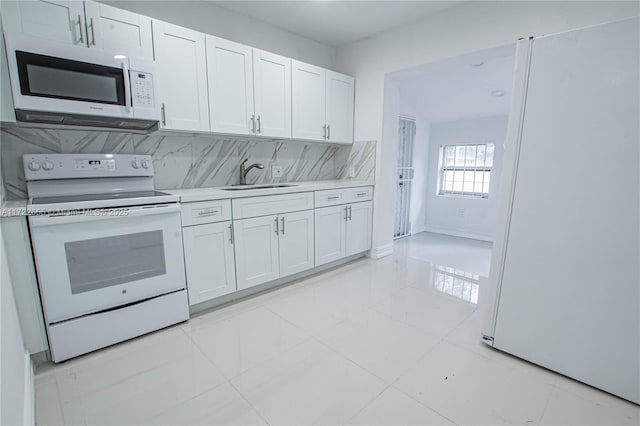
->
35 232 640 425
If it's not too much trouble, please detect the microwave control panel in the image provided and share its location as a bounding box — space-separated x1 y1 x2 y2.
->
130 71 155 108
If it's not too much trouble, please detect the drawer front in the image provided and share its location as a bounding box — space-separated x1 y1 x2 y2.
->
232 192 314 219
181 199 232 226
315 188 348 208
345 186 373 203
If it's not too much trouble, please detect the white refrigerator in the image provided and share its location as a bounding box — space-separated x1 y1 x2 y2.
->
483 17 639 405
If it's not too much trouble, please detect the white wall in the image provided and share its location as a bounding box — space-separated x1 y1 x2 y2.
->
425 116 508 241
398 99 429 235
101 1 336 69
335 1 640 255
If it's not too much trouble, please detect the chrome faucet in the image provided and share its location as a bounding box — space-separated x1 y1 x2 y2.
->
239 158 265 185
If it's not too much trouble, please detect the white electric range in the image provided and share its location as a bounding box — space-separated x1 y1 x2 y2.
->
25 153 188 362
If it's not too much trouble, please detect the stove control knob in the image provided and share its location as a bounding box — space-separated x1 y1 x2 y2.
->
42 161 54 171
28 161 41 171
141 160 151 169
131 160 140 169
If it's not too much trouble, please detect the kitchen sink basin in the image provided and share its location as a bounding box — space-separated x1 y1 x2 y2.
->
220 184 297 191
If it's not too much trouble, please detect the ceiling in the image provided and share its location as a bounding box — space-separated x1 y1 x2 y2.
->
208 1 463 47
393 44 517 122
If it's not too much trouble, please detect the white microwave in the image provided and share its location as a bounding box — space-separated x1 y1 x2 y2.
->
4 34 159 132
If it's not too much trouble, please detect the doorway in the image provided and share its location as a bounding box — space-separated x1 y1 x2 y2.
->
394 117 415 239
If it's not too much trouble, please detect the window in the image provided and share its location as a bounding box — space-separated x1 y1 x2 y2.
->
439 143 495 198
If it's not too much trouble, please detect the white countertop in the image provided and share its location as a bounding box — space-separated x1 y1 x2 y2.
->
0 180 374 215
166 180 374 203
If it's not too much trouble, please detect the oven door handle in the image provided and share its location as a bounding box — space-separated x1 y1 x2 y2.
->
29 204 181 227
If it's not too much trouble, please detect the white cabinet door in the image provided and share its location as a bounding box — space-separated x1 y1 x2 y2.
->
2 0 86 46
326 70 355 144
83 1 153 60
292 60 326 141
152 20 209 132
346 201 372 256
253 49 291 138
234 215 280 290
182 221 237 305
315 205 347 266
206 35 255 135
279 210 314 278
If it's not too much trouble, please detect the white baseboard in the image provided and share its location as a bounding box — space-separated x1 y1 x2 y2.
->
411 225 426 234
23 351 34 426
423 226 494 242
369 243 394 259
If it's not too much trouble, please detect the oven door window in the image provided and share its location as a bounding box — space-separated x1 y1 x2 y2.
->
65 230 166 294
16 50 125 105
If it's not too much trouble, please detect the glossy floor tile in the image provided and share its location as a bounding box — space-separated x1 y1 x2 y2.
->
34 232 640 425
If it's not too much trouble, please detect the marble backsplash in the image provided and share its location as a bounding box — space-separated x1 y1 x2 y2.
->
0 127 376 200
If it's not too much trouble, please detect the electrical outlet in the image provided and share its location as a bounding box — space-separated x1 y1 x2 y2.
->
271 165 282 178
347 166 355 178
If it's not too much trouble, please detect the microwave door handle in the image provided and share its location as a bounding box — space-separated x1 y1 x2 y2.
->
122 62 132 113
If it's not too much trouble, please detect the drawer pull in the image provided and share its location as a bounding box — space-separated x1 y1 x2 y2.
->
196 208 221 217
356 192 368 197
327 196 340 200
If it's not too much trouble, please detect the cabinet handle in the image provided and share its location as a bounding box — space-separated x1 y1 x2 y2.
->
323 124 327 139
327 196 339 200
275 216 279 234
229 224 234 244
161 103 166 126
327 124 330 140
348 205 352 221
344 205 348 221
281 216 285 235
196 208 220 217
356 192 367 197
251 114 256 133
257 115 261 134
89 18 96 46
77 14 84 44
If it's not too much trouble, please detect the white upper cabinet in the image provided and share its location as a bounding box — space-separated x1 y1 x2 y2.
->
292 60 326 141
206 35 254 136
83 1 153 60
253 49 291 138
2 0 86 46
291 61 354 143
152 19 209 132
325 70 355 144
2 1 152 59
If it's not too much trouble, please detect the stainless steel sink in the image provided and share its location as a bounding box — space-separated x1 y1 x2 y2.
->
220 184 297 191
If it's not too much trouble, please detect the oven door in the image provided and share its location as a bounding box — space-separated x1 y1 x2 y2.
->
29 204 186 324
6 34 133 119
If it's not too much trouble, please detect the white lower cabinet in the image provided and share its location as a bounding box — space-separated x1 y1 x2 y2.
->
278 210 315 278
315 205 347 266
233 215 280 291
315 201 372 266
182 221 237 305
346 201 373 256
234 210 314 290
